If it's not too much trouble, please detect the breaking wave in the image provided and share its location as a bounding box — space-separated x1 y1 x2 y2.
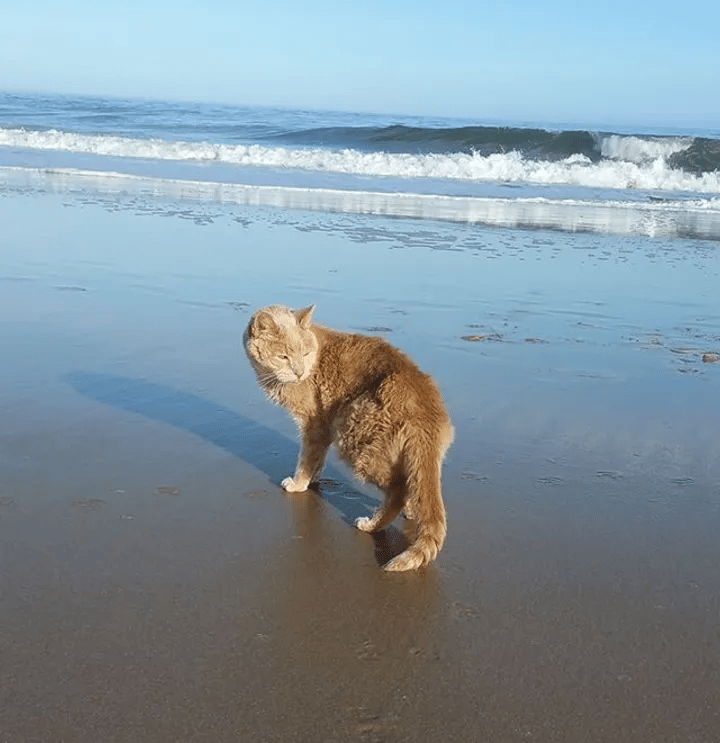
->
1 126 719 195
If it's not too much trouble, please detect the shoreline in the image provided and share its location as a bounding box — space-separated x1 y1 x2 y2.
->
4 164 720 241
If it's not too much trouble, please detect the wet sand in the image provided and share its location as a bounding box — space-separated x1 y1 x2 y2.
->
1 182 720 741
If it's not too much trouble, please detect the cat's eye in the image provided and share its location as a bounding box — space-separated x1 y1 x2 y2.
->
279 354 289 361
303 352 312 357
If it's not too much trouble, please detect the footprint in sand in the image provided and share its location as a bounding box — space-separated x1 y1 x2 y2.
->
226 301 250 312
343 705 391 742
596 470 623 480
355 640 379 661
243 489 269 499
73 498 106 508
460 472 489 482
537 476 564 485
451 601 482 619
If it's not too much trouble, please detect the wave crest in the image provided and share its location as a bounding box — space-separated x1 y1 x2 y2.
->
1 127 719 195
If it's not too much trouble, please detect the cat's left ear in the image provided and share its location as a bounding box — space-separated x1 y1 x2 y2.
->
295 305 315 329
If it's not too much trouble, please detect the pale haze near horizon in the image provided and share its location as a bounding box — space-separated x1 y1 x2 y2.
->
2 0 719 131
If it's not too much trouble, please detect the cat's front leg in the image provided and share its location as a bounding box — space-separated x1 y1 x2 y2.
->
281 476 308 492
282 422 331 493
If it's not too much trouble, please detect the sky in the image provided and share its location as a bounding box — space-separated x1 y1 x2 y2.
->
2 0 719 129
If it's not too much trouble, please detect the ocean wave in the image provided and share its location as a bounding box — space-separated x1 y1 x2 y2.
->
1 127 719 195
599 134 692 164
269 124 602 160
270 124 720 176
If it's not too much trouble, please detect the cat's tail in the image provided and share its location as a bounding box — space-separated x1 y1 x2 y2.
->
383 429 450 572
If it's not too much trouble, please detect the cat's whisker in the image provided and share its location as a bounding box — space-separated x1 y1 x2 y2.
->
256 371 277 384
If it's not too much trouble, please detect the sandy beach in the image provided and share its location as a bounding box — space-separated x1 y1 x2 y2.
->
1 178 719 741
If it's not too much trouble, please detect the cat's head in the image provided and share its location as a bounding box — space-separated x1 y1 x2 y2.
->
244 305 318 384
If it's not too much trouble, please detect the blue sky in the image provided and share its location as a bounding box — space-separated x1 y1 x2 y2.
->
3 0 719 129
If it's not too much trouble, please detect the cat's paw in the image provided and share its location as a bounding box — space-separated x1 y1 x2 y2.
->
355 516 375 532
281 476 308 492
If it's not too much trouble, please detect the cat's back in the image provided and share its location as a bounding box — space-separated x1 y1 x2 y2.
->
314 326 452 432
315 325 422 382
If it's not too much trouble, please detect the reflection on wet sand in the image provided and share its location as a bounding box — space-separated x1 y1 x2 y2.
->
259 492 446 739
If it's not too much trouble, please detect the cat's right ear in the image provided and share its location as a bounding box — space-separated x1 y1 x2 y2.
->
295 305 315 329
249 310 275 338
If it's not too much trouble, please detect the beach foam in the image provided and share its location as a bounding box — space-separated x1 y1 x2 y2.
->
2 127 719 195
4 165 720 241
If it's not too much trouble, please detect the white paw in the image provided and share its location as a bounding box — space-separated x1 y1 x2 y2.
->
355 516 373 532
281 476 307 492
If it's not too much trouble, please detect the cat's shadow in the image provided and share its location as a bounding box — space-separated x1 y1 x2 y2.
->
63 371 408 564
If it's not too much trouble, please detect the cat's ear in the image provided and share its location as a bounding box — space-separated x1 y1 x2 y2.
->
294 305 315 329
249 310 276 337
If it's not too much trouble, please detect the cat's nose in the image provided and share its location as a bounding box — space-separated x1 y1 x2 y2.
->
291 361 304 378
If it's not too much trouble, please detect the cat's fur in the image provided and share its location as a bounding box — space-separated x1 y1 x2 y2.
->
243 305 454 571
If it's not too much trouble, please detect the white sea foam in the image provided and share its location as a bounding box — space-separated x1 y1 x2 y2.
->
1 127 719 195
3 165 720 240
599 134 692 163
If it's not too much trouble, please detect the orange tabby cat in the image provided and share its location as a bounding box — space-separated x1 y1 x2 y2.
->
243 305 454 571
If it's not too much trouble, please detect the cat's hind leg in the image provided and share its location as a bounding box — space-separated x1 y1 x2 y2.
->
402 500 417 520
355 481 406 533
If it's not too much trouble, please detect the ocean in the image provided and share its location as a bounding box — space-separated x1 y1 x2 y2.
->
2 91 720 240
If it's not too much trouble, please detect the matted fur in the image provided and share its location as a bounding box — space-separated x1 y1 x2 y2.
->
244 305 454 571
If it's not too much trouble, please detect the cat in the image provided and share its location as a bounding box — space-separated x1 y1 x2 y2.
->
243 304 454 571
